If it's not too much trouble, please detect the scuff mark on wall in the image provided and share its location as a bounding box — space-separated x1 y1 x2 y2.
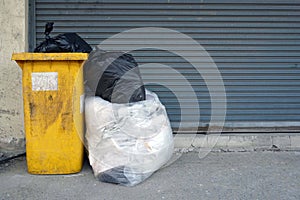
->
0 109 20 116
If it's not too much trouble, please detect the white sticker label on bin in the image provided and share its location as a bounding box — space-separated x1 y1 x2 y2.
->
31 72 58 91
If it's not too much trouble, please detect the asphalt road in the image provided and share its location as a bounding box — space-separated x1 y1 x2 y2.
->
1 151 300 200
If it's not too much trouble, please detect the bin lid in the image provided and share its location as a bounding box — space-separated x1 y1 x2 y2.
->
12 53 89 61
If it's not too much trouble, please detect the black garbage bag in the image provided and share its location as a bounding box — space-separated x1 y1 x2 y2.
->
97 166 130 185
34 22 92 53
84 48 146 103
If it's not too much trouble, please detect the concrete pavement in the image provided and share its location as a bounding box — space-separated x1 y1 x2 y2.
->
1 151 300 200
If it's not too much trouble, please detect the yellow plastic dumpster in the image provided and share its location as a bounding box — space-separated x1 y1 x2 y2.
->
12 53 88 174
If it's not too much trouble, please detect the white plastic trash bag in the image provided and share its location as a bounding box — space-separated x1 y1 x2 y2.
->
85 90 174 186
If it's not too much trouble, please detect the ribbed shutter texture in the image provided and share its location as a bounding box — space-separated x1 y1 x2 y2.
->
33 0 300 132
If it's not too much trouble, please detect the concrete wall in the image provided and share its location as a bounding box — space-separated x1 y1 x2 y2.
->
0 0 27 160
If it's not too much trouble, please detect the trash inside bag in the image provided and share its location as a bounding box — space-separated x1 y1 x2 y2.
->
83 48 146 103
85 90 174 186
34 22 92 53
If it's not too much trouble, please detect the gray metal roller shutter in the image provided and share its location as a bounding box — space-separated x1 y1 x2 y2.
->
30 0 300 132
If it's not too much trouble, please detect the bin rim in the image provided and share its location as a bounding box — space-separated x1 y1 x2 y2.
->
12 53 89 61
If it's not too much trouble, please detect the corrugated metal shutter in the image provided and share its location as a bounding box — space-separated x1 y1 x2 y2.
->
31 0 300 132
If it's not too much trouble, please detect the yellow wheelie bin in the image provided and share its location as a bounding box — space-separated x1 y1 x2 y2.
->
12 53 88 174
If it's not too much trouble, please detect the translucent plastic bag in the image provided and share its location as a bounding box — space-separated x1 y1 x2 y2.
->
85 90 174 186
